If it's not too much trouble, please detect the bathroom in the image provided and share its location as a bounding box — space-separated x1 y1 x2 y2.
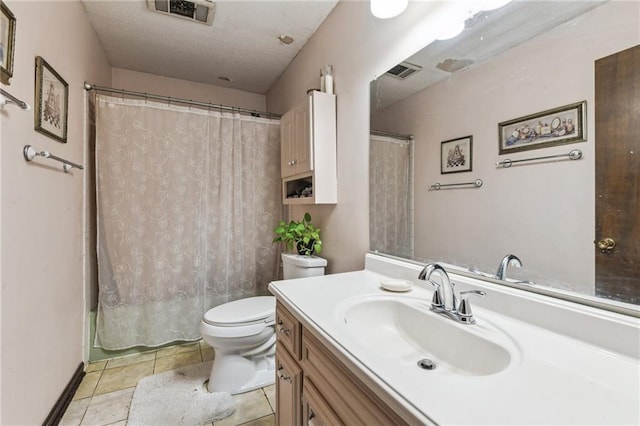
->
1 0 638 424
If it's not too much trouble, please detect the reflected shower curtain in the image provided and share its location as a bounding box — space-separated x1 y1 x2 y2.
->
95 95 281 349
369 135 413 259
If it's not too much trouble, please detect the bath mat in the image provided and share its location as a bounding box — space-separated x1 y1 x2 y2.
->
128 361 235 426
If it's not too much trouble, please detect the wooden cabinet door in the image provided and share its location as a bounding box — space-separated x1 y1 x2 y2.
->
275 346 302 426
292 100 312 175
281 99 312 177
595 44 640 303
276 302 302 359
280 109 295 178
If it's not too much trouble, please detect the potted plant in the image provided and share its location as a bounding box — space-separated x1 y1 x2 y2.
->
273 212 323 256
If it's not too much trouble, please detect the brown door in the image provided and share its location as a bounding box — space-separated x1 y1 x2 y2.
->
594 44 640 304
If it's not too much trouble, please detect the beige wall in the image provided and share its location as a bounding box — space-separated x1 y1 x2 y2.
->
267 1 456 273
371 1 639 292
112 68 267 111
0 1 111 423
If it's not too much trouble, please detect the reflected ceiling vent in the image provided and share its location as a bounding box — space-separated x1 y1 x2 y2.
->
385 61 422 80
147 0 216 26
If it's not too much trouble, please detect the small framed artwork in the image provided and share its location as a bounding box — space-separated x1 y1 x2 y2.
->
441 135 472 174
1 0 16 85
35 56 68 143
498 101 586 155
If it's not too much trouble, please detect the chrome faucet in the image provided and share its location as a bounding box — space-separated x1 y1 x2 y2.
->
418 263 486 324
418 263 456 311
495 254 522 281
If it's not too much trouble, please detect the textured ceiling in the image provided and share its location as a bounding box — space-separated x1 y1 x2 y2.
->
81 0 338 94
372 1 606 111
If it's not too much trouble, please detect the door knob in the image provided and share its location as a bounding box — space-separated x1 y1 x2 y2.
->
596 237 616 252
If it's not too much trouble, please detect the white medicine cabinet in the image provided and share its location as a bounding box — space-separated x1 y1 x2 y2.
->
280 90 337 205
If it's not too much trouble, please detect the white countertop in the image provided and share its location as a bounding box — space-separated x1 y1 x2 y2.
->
268 259 640 425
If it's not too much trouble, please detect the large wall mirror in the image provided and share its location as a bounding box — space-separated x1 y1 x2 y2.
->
370 1 639 312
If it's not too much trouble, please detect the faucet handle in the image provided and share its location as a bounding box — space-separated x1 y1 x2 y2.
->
458 290 486 324
425 279 444 308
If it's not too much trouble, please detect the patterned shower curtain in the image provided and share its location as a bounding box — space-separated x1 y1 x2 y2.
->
369 134 414 259
94 94 281 349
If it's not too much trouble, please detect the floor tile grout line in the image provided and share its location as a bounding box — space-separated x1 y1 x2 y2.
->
262 387 275 414
153 347 158 375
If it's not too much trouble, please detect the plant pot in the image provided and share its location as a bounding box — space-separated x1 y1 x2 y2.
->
296 240 316 256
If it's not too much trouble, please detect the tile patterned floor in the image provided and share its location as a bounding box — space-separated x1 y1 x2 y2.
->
60 341 276 426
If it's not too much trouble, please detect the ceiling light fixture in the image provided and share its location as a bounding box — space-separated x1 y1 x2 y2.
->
480 0 513 11
370 0 408 19
436 21 466 41
434 0 512 42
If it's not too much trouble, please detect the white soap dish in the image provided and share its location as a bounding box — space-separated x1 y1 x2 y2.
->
380 279 413 292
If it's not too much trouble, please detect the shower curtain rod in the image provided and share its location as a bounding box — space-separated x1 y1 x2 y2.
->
370 130 414 141
84 83 281 120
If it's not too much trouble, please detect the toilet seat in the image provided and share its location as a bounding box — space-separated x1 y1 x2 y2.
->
202 296 275 338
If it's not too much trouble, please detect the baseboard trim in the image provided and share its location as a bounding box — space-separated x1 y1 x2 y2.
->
43 362 85 426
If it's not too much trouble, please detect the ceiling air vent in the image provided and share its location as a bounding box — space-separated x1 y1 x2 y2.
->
147 0 216 26
385 61 422 80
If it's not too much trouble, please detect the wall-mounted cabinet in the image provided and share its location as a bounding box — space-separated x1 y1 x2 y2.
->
280 91 336 205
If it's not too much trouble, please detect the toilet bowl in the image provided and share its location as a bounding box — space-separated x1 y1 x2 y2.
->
200 296 276 394
200 254 326 394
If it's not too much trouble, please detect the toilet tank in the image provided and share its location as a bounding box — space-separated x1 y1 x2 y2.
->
281 253 327 279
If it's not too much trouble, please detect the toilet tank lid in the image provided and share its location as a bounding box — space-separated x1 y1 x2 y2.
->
282 253 327 267
204 296 275 325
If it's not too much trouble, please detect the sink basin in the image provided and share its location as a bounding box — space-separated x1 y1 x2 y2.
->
336 295 516 376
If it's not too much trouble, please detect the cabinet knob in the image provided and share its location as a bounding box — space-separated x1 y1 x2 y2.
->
288 160 297 166
278 326 291 336
596 237 616 252
277 367 292 383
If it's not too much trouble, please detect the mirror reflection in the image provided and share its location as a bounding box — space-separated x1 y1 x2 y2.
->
370 1 639 306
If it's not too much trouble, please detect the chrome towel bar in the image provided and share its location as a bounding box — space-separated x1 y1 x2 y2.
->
496 149 582 168
430 179 483 190
0 88 31 110
23 145 84 173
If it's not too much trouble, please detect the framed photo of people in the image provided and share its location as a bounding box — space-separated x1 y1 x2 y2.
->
34 56 68 143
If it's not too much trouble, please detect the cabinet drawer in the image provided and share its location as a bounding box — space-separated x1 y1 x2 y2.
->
302 379 343 426
276 302 302 360
301 328 407 426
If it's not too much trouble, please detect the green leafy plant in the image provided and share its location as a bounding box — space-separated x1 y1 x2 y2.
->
273 212 323 256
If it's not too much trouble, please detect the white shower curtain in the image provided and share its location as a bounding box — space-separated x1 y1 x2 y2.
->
369 134 413 259
94 94 281 349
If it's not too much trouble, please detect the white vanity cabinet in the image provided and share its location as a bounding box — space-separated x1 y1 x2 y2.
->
280 91 336 205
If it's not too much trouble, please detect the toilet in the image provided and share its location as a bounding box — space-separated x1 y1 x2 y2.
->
199 253 327 394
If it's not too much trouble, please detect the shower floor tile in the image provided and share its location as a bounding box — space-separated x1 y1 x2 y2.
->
60 341 276 426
